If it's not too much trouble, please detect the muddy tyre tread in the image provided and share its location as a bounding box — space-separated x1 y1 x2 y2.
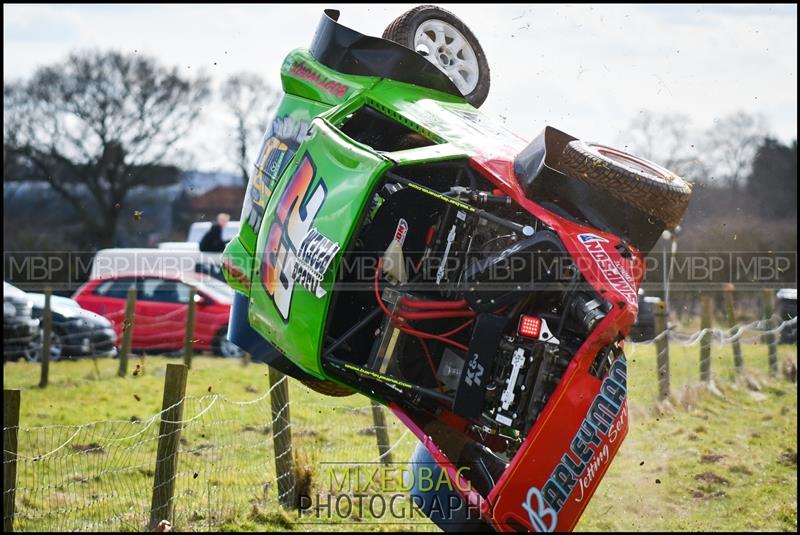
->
560 140 692 228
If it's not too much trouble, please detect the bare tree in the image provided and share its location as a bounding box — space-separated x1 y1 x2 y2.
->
220 73 280 184
701 111 768 189
619 111 705 180
3 50 210 248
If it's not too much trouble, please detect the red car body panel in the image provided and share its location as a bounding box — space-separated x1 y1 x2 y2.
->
391 155 640 532
73 276 230 352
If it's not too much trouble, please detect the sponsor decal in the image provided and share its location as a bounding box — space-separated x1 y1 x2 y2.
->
577 233 608 244
393 218 408 246
404 181 474 212
523 357 628 531
464 353 485 387
261 154 331 320
243 116 311 232
289 61 350 99
343 363 414 390
579 236 637 306
292 228 340 299
522 486 558 533
272 116 311 145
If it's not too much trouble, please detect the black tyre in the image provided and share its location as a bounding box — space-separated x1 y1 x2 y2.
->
28 330 63 362
560 141 692 229
382 5 490 107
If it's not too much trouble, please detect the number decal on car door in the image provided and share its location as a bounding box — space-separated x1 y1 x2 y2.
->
261 153 328 320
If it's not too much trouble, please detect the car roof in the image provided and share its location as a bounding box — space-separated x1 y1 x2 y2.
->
90 248 222 279
28 293 81 309
777 288 797 301
89 272 231 293
3 281 29 301
91 273 185 283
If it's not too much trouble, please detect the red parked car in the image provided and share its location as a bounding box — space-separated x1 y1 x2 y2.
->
73 273 243 357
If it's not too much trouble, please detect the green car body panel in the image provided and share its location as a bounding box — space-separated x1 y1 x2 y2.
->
248 122 390 378
222 47 519 380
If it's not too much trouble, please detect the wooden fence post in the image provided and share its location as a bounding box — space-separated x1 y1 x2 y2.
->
3 390 20 532
654 301 670 401
118 287 136 377
371 401 394 466
762 288 778 376
183 288 197 370
268 367 295 508
723 284 744 375
700 296 713 383
38 288 52 388
149 364 189 530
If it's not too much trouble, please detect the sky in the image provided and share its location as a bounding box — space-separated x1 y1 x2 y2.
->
3 3 797 173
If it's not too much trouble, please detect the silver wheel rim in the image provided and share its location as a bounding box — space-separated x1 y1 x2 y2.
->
50 333 63 362
414 19 479 96
220 337 243 358
25 348 38 363
26 332 62 362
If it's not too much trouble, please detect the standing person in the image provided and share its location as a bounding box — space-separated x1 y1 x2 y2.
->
199 213 231 252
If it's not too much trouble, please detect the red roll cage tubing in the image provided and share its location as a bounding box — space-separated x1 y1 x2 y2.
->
373 259 477 390
373 259 474 348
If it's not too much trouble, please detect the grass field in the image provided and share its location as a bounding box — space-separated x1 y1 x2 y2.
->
578 342 797 532
3 339 797 532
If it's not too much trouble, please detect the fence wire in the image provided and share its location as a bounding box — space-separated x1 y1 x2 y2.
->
3 316 796 532
638 314 797 346
626 314 797 405
3 374 420 532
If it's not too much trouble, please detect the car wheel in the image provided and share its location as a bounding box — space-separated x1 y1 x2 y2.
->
28 331 64 362
50 332 64 361
382 5 491 107
560 140 693 229
213 326 244 358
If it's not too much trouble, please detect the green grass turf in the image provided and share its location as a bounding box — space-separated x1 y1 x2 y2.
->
3 339 796 531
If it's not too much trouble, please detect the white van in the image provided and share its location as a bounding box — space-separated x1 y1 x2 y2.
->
89 248 224 281
157 221 241 252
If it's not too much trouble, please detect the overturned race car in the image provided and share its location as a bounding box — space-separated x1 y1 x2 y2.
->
221 6 692 532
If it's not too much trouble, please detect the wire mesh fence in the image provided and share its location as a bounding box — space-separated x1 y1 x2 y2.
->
625 314 797 405
3 314 796 532
3 372 421 532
